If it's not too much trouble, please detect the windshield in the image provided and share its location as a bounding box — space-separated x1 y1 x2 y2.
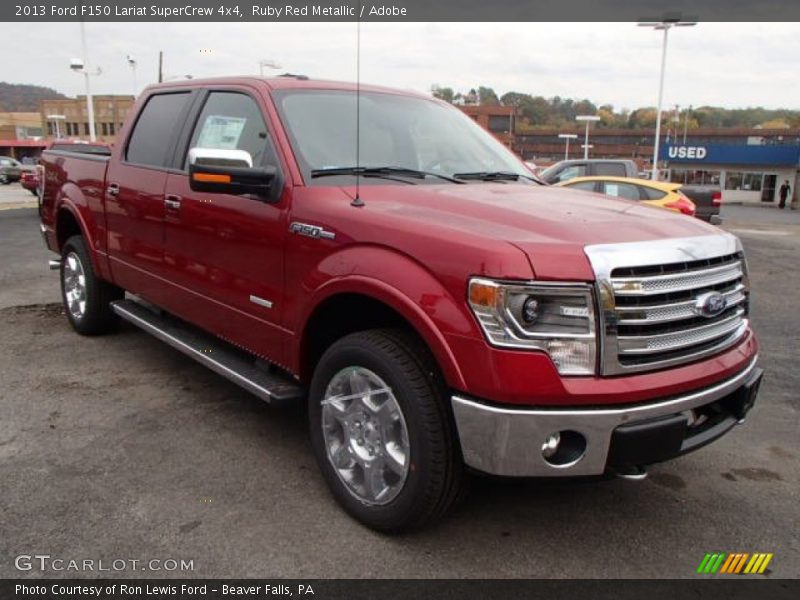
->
273 89 530 184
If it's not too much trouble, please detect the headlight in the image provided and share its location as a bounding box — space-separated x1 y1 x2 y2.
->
468 277 598 375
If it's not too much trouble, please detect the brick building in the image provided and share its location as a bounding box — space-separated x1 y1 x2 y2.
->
40 95 135 143
459 105 516 146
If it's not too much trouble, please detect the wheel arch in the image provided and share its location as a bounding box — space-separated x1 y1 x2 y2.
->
53 187 104 276
296 280 467 391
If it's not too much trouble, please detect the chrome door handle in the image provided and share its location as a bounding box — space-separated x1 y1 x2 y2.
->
107 183 119 197
164 194 182 210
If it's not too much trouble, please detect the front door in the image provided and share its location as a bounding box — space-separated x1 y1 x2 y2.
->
161 89 289 365
761 174 777 202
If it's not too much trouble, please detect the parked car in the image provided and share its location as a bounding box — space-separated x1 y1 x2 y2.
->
680 184 723 224
539 158 639 184
556 176 697 217
0 156 23 184
46 140 111 155
39 77 761 532
20 170 39 196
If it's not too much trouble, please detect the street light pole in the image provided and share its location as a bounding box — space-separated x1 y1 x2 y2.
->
575 115 600 160
639 18 696 180
80 22 97 142
558 133 578 160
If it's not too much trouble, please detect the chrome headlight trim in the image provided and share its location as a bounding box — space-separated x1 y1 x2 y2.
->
467 277 598 375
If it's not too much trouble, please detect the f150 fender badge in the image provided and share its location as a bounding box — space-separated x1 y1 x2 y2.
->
694 291 728 318
289 222 336 240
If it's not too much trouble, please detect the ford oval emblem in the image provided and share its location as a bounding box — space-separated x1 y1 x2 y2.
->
694 291 727 318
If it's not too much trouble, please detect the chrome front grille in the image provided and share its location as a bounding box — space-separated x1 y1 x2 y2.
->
585 235 750 375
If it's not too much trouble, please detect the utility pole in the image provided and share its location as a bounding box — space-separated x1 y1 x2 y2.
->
683 104 692 144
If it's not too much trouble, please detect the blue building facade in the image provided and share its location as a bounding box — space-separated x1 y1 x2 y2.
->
660 143 800 204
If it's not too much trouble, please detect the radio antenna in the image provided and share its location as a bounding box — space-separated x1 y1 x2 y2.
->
351 2 365 207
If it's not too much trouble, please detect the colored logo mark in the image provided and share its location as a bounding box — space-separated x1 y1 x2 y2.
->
697 552 773 575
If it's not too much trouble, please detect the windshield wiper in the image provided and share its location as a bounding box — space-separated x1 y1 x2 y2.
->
310 166 464 184
453 171 535 182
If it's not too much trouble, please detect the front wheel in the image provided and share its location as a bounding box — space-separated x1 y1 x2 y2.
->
308 329 465 532
60 235 123 335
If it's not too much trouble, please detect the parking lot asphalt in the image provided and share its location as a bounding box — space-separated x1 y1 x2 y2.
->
1 182 798 579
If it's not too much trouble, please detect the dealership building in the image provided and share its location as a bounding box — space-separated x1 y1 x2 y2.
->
659 142 800 205
513 127 800 205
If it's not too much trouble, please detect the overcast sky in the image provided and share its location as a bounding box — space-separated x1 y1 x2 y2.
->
1 22 798 110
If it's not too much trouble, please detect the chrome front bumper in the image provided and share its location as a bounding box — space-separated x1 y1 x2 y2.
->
451 357 760 477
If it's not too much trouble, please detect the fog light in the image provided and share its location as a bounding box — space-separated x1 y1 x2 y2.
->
541 432 561 458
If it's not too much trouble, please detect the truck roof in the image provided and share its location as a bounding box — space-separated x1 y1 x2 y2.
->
145 76 431 99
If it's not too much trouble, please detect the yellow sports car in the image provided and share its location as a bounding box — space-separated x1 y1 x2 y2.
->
556 176 697 217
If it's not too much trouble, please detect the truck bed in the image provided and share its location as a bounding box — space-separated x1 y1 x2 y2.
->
681 184 722 223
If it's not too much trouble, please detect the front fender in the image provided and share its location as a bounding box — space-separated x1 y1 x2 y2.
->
292 246 482 390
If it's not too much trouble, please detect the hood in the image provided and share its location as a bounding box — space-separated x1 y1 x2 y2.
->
343 183 721 280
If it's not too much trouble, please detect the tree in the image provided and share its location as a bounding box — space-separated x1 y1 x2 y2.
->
477 86 500 106
431 85 455 103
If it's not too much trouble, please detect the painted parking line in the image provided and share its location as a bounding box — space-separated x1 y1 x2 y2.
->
0 201 37 211
728 228 792 236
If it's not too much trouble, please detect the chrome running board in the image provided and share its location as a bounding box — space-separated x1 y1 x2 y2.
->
111 299 304 404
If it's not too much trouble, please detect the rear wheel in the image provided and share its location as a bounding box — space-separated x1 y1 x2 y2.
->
308 329 465 532
60 235 123 335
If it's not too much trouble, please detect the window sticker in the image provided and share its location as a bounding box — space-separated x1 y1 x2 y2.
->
196 115 247 149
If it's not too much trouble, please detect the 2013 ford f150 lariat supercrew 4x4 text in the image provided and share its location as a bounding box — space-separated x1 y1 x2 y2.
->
38 77 762 532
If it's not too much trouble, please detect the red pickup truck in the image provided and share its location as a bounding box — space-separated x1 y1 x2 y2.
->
39 77 762 532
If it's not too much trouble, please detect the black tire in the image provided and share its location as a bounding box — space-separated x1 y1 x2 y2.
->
29 188 38 196
308 329 466 532
60 235 123 335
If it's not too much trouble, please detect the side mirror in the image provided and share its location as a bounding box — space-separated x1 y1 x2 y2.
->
188 148 277 198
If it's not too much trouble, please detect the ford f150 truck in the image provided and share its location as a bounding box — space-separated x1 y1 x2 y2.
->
39 77 762 532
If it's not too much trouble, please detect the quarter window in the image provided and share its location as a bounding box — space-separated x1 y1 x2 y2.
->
640 186 667 200
126 92 191 167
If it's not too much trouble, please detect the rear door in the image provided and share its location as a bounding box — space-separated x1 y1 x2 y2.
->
105 91 194 301
161 88 289 364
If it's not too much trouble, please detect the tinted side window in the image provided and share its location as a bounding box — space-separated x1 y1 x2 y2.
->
126 92 190 167
567 181 598 192
551 164 586 183
641 186 667 200
594 162 627 177
185 92 275 168
603 182 641 200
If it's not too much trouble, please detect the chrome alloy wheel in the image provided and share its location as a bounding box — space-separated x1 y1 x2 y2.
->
321 367 410 505
63 252 87 320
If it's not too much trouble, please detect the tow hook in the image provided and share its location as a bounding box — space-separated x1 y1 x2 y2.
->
48 259 60 270
611 465 648 481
